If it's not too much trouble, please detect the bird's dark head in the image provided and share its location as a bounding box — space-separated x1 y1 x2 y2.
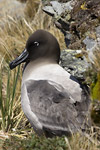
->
9 29 60 70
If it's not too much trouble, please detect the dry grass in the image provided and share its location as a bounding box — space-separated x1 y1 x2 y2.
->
0 129 100 150
17 0 27 2
66 132 100 150
24 0 40 19
92 46 100 72
0 0 100 149
0 0 65 131
0 2 65 61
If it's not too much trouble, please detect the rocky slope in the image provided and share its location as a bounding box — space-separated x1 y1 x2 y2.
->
42 0 100 70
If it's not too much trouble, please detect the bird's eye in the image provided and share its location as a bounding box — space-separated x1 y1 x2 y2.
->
34 41 39 47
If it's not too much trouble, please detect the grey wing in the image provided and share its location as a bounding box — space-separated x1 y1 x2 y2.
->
21 80 91 137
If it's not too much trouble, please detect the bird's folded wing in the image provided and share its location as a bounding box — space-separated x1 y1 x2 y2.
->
21 80 90 136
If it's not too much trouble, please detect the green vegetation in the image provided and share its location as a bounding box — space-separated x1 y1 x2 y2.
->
0 132 100 150
0 0 100 150
0 65 20 132
91 73 100 101
3 135 67 150
0 0 65 131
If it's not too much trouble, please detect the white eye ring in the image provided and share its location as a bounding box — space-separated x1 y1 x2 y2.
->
34 41 39 46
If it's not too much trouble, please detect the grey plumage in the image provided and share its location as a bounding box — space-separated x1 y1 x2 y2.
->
21 80 90 137
9 29 91 137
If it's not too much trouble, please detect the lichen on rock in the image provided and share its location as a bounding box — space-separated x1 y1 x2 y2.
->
42 0 100 58
60 49 91 80
42 0 100 104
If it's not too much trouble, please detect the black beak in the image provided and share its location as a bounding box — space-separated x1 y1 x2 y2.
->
9 49 29 70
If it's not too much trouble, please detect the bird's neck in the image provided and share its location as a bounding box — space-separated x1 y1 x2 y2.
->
22 58 58 84
23 58 57 73
33 58 57 64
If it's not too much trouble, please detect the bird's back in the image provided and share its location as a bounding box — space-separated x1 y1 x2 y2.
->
22 61 83 103
21 62 91 137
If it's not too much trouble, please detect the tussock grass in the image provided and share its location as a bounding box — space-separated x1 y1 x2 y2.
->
0 61 21 132
65 132 100 150
92 46 100 72
0 3 65 61
17 0 27 2
0 1 100 150
1 131 100 150
24 0 40 19
0 1 65 132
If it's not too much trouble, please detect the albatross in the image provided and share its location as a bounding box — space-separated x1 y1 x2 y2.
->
9 29 91 137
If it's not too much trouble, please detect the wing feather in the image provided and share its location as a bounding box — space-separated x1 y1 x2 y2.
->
22 80 90 136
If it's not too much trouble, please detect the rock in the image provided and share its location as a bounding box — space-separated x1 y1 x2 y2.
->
96 26 100 38
50 1 73 15
83 26 100 66
42 0 74 16
0 0 25 19
83 36 97 64
60 49 91 80
83 37 96 51
50 1 64 15
42 0 100 51
43 6 56 16
42 0 100 72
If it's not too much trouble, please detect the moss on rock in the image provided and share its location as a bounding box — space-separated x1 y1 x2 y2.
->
91 73 100 101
